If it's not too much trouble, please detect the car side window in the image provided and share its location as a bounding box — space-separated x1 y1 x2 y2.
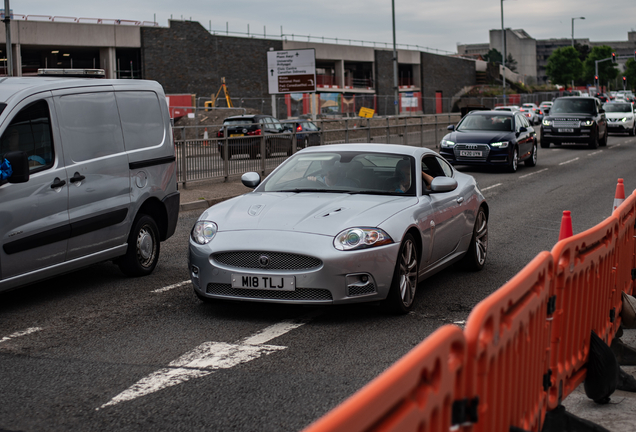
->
271 118 284 132
0 100 55 172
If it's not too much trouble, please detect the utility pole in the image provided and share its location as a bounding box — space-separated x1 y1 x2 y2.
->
500 0 506 105
3 0 12 76
392 0 399 115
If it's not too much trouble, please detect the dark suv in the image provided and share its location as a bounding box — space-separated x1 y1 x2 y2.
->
216 114 293 159
540 97 607 149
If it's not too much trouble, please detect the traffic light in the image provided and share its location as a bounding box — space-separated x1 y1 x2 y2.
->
595 75 599 81
634 50 636 60
624 76 627 83
612 52 616 63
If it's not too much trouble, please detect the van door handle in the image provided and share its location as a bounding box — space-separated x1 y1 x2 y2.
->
70 172 86 183
51 178 66 188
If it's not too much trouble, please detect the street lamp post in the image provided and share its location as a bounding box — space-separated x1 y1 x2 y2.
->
500 0 505 105
571 16 585 47
392 0 398 116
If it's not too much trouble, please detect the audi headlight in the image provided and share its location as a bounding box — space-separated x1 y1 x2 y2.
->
191 221 218 245
490 141 509 148
542 119 552 126
334 228 393 251
582 120 594 126
441 139 455 148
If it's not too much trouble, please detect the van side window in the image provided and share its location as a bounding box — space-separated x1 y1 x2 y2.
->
0 100 54 172
56 92 125 162
115 91 165 151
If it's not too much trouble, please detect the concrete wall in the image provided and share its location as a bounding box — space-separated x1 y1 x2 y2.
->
0 20 140 47
420 52 476 113
284 40 374 62
490 29 537 80
141 20 282 102
373 50 395 116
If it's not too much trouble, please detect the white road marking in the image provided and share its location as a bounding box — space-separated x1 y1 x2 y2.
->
519 168 548 178
453 320 466 325
0 327 43 344
481 183 502 191
151 280 191 293
559 157 579 165
98 318 311 409
587 151 603 156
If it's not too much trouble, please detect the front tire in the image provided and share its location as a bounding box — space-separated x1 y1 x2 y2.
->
507 147 519 172
630 123 636 137
525 141 537 167
540 139 550 148
385 233 419 314
461 207 488 271
599 128 608 147
588 130 599 149
118 214 160 277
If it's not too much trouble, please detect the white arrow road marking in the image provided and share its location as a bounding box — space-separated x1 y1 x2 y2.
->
98 319 310 410
0 327 43 344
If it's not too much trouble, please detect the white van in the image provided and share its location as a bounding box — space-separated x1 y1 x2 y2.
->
0 76 179 292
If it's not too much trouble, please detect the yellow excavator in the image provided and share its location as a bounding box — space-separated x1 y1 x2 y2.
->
205 77 233 110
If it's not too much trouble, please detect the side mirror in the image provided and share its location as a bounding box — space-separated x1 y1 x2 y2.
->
519 126 528 133
241 171 261 189
447 125 455 131
5 151 29 183
429 177 457 193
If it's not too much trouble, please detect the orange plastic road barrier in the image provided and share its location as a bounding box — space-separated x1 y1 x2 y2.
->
463 252 554 432
302 325 467 432
548 215 619 409
614 190 636 298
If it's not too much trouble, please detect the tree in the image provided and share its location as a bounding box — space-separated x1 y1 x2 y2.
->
484 48 502 65
583 45 619 85
573 43 591 63
546 46 583 86
506 53 518 72
624 59 636 92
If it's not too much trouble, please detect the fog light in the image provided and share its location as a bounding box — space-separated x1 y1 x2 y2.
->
191 265 199 278
360 275 369 283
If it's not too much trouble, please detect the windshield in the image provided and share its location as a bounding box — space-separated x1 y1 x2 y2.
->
603 103 632 113
550 98 596 115
257 151 416 196
457 114 514 132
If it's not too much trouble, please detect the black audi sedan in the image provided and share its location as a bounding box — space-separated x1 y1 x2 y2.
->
439 110 537 173
540 96 607 149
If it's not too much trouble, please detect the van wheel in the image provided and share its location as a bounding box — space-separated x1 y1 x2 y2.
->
118 214 160 277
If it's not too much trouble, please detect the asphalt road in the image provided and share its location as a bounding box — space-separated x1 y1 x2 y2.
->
1 132 635 431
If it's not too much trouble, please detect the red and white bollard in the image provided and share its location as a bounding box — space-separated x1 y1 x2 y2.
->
613 178 625 213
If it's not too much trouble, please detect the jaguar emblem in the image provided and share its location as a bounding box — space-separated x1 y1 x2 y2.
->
258 255 270 267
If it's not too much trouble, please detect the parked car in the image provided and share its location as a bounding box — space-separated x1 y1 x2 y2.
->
541 96 608 148
439 110 537 173
189 144 488 313
0 76 180 293
284 119 321 148
603 102 636 136
216 114 293 159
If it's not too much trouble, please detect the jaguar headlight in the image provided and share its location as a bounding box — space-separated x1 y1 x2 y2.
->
441 139 455 148
582 120 594 126
490 141 509 148
334 228 393 251
191 221 218 245
542 119 552 126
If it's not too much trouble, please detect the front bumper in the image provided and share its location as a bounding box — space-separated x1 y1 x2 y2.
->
607 120 634 132
540 126 594 143
439 144 512 167
188 230 400 305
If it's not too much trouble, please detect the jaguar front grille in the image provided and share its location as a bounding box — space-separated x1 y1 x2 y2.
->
212 251 322 271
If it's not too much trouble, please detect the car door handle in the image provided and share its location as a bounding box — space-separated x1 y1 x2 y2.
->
70 172 86 183
51 177 66 189
457 197 464 204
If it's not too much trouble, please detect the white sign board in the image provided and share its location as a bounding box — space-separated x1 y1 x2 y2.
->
267 49 316 94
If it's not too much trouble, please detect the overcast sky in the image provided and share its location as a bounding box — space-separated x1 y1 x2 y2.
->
15 0 636 53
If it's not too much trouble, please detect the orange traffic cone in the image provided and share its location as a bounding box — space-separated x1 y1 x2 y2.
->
613 178 625 213
558 210 573 241
203 128 209 146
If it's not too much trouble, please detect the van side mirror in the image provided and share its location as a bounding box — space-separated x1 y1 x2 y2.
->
5 151 29 183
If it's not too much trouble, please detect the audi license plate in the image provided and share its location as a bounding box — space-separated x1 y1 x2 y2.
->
459 150 482 157
558 128 574 133
231 273 295 291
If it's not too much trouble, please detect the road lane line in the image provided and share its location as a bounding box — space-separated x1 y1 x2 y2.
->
519 168 548 178
151 280 191 293
98 318 313 410
559 157 579 165
0 327 43 344
481 183 502 191
587 150 603 156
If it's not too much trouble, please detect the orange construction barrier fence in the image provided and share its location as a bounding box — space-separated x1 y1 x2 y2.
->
304 182 636 432
463 252 554 432
302 325 467 432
